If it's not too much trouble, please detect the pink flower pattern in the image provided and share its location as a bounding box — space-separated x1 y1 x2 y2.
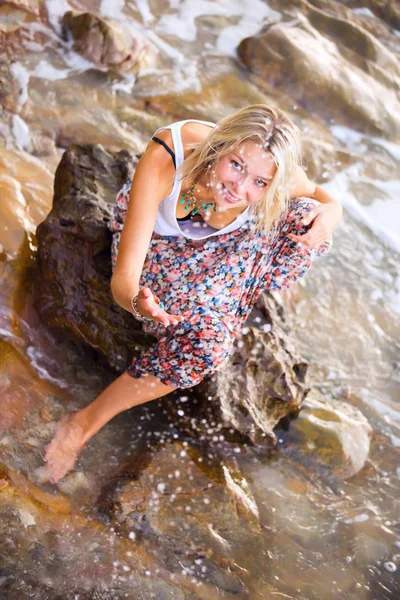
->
108 180 332 388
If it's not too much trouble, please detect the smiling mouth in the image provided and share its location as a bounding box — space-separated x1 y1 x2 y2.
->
222 185 242 203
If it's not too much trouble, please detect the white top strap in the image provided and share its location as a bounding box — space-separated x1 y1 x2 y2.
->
153 119 216 168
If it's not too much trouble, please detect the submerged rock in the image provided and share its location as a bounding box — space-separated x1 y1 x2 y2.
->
0 3 35 33
97 438 256 594
4 0 40 16
165 292 308 446
283 390 373 479
62 11 152 73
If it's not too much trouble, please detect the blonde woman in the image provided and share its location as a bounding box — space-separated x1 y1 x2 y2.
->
44 104 342 483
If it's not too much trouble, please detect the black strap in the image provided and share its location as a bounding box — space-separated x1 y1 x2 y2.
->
152 136 176 168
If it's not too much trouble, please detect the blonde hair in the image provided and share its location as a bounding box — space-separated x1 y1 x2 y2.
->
177 104 302 235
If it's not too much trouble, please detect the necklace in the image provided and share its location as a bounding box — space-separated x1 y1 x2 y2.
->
179 178 217 216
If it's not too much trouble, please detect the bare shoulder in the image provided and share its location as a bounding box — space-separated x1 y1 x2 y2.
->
148 121 213 159
290 165 317 198
181 122 213 155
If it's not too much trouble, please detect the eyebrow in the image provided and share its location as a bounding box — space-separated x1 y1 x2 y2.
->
232 153 272 180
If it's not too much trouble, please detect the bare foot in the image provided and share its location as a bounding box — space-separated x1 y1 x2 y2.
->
44 413 86 483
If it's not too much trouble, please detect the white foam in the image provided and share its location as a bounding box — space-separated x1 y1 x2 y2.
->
145 29 184 61
353 8 376 19
217 2 281 56
99 0 126 21
331 125 400 161
26 346 69 388
112 74 136 94
156 0 279 52
32 59 70 81
134 0 154 24
45 0 71 33
325 164 400 255
12 115 31 151
0 328 20 341
344 513 369 524
10 62 30 111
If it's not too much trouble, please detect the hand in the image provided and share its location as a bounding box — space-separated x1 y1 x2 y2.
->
287 202 342 248
135 287 184 327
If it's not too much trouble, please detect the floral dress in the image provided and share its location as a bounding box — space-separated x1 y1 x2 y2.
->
108 180 332 389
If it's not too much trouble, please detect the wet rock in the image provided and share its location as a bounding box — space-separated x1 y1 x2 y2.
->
237 8 400 139
0 463 203 600
5 0 40 16
62 11 152 73
339 0 400 30
0 3 34 33
283 390 373 479
34 144 155 372
97 439 256 594
165 293 309 446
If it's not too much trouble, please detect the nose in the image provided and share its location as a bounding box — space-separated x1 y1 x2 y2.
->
233 173 249 196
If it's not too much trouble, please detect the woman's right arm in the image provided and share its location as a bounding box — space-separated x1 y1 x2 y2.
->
110 141 175 313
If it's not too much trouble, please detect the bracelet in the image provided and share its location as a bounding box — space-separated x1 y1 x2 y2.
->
130 293 164 322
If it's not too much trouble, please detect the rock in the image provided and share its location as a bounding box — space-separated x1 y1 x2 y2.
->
283 390 373 479
34 144 155 373
134 72 382 182
97 439 256 594
340 0 400 31
165 292 309 446
5 0 40 16
62 11 152 73
237 9 400 139
0 3 34 33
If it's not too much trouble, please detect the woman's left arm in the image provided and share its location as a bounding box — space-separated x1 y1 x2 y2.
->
287 166 343 249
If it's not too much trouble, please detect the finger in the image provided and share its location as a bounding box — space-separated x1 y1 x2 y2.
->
288 233 312 244
300 209 320 226
290 234 328 249
138 287 152 299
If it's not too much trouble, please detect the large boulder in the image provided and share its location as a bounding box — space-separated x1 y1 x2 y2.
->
62 11 152 73
237 5 400 139
34 144 155 373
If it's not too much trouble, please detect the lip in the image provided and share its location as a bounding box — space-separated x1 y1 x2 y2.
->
222 185 242 204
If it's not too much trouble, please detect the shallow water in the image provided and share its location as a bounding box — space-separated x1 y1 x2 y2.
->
1 0 400 598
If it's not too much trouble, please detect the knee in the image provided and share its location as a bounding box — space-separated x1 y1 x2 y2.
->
158 316 233 388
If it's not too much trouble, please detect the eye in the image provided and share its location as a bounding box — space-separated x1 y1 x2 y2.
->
231 160 242 170
255 179 267 188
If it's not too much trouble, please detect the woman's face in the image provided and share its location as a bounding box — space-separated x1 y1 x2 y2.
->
209 140 277 211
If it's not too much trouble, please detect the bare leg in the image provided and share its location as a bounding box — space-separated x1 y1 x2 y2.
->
44 373 175 483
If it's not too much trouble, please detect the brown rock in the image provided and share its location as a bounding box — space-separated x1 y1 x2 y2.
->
164 293 309 446
97 439 257 593
283 390 373 479
237 12 400 139
6 0 40 16
62 11 151 73
0 4 33 33
338 0 400 31
34 144 155 373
